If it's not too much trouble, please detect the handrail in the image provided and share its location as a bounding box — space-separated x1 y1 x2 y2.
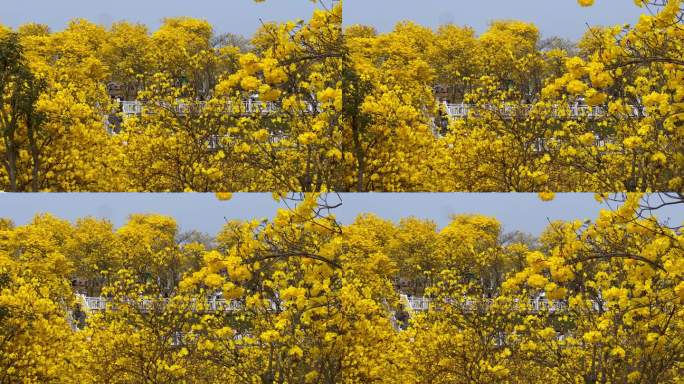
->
442 102 644 119
113 99 317 117
75 294 271 313
400 295 576 313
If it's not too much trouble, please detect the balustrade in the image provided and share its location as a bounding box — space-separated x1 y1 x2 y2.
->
442 102 643 119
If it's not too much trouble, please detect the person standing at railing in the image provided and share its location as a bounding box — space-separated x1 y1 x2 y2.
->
396 304 409 330
73 301 86 329
435 101 449 136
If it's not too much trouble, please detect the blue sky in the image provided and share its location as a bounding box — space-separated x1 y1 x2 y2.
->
344 0 646 40
0 1 644 40
1 193 680 236
0 0 321 37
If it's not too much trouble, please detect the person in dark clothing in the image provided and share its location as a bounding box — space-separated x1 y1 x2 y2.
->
395 304 410 330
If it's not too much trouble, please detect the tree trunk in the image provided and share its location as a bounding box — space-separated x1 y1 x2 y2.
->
5 141 17 192
352 115 365 192
28 119 40 192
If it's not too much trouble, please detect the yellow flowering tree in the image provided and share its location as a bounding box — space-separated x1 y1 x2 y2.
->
0 20 125 191
211 5 343 192
0 216 86 383
537 0 684 191
0 194 682 382
343 22 443 191
179 195 345 382
503 193 684 382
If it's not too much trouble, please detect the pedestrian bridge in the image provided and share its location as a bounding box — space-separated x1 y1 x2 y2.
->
442 102 644 120
400 294 573 313
113 99 317 117
78 294 579 315
103 99 319 134
77 295 257 313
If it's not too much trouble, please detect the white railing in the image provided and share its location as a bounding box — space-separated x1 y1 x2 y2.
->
114 99 314 117
77 295 245 313
84 296 108 311
443 102 643 119
121 101 143 115
76 295 283 314
400 295 570 313
401 295 430 311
